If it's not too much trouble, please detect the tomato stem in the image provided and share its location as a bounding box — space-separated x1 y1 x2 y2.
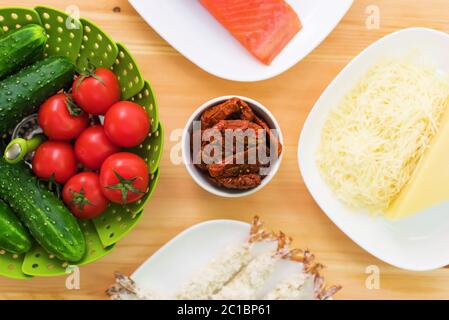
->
74 61 105 93
69 187 92 211
64 93 84 117
105 170 144 204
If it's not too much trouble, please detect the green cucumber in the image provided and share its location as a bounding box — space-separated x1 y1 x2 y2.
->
0 24 47 80
0 56 76 134
0 199 32 254
0 159 86 262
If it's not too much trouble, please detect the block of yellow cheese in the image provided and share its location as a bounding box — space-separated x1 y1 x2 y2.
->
387 106 449 220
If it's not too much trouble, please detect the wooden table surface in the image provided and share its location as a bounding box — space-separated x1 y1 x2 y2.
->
1 0 449 300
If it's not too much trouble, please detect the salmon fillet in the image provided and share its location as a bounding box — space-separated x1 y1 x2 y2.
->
200 0 302 65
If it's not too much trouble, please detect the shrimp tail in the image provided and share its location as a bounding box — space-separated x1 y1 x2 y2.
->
274 231 292 257
306 263 342 300
106 272 140 300
249 215 274 243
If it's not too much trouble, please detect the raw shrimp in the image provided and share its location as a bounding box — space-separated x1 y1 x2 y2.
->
211 232 299 300
175 216 272 300
264 263 342 300
106 217 341 301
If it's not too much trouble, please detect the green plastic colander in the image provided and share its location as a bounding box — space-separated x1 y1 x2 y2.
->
0 6 163 279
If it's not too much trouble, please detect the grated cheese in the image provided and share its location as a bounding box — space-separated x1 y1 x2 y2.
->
317 57 449 213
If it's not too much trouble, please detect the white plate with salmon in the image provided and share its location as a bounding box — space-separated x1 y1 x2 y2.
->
128 0 353 82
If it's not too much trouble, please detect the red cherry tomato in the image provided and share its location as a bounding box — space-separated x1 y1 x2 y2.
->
32 141 78 184
63 172 109 219
38 93 89 141
72 67 120 115
75 125 120 170
99 152 149 204
104 101 150 148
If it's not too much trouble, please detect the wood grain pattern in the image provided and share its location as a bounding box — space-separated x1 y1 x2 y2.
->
1 0 449 300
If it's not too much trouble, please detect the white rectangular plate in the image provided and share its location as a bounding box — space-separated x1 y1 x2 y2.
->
128 0 353 82
132 220 249 296
131 220 303 297
298 28 449 271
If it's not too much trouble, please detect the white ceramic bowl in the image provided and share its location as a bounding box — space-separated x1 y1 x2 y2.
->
182 95 283 198
298 28 449 271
